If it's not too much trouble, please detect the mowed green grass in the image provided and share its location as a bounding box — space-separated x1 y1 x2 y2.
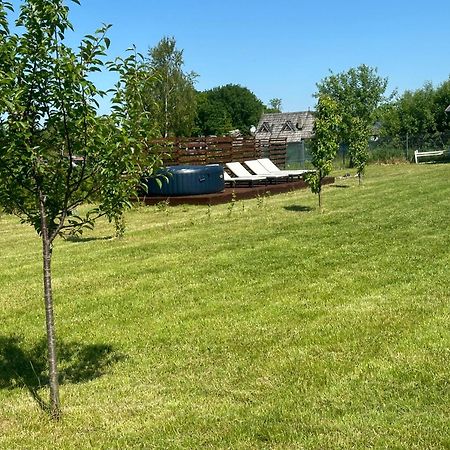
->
0 164 449 449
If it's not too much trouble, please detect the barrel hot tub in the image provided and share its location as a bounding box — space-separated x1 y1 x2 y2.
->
145 165 224 196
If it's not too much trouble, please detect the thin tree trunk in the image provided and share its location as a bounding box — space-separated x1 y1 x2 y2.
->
39 192 61 420
318 171 322 208
164 92 169 138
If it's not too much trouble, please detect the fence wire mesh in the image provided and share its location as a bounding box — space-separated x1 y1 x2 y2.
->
286 132 450 168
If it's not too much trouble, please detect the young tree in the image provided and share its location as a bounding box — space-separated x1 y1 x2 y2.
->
143 36 197 137
0 0 161 419
306 95 341 207
348 117 370 184
316 64 389 173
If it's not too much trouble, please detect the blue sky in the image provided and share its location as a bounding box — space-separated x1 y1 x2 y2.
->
9 0 450 113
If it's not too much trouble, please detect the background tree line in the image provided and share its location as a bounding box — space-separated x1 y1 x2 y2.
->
377 78 450 149
139 36 280 138
142 36 450 159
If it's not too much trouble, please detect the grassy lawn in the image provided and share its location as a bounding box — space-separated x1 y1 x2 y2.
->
0 163 449 449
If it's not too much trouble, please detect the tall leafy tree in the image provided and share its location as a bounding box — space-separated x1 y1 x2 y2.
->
0 0 161 419
316 64 389 175
195 84 265 136
306 95 341 207
194 90 233 136
265 98 282 113
379 78 450 149
433 78 450 132
143 36 197 137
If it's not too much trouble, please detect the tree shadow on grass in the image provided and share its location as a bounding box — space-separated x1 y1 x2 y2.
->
284 205 314 212
0 335 126 412
332 184 351 189
65 235 115 243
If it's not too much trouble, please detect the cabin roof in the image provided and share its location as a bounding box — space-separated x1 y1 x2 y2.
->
255 111 315 143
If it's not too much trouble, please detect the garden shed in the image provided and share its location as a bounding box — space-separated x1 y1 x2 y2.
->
255 111 315 166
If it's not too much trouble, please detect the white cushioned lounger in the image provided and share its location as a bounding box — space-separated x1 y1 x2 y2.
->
243 160 289 179
258 158 311 177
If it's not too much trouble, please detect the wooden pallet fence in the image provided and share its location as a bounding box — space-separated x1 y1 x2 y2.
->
230 138 260 162
148 136 286 167
205 137 234 164
264 138 288 168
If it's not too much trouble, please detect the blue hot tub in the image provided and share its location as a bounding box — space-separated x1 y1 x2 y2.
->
145 165 224 196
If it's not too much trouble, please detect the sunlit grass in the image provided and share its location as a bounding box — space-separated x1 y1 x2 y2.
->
0 163 449 449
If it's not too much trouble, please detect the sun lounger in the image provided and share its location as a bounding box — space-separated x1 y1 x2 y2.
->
257 158 312 177
225 162 269 180
243 160 290 180
223 171 266 186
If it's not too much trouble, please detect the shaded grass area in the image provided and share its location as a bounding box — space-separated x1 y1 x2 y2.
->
0 164 449 449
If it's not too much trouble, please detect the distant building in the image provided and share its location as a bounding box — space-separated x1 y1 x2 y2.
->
255 111 315 142
445 105 450 113
255 111 315 166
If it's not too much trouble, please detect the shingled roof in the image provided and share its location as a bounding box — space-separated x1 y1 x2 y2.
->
255 111 315 143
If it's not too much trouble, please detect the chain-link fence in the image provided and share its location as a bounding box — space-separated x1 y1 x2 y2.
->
367 131 450 163
286 132 450 168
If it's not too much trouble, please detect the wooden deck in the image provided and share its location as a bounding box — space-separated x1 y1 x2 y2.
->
138 177 335 206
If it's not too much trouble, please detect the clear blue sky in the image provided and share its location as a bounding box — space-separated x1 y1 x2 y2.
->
10 0 450 113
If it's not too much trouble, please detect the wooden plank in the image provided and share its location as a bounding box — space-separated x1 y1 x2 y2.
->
150 136 268 166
